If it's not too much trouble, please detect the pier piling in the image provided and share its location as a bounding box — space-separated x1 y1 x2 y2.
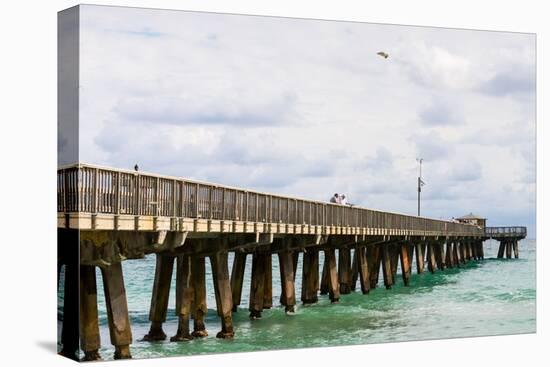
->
172 255 194 341
415 242 424 274
381 245 393 289
210 251 235 338
427 243 436 274
279 250 297 312
369 245 381 289
338 248 352 294
399 243 411 286
357 246 371 294
301 250 319 304
263 254 273 309
513 240 519 258
191 257 208 337
230 252 247 312
79 265 101 361
324 248 340 303
144 254 175 341
249 252 266 318
101 263 132 359
350 248 359 291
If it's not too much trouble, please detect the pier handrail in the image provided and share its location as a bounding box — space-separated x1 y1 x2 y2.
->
57 163 484 236
485 227 527 236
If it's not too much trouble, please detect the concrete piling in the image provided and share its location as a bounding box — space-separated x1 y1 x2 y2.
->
278 250 297 312
171 255 194 341
324 248 340 303
350 248 359 291
79 265 101 361
399 243 411 286
415 242 425 274
445 242 454 268
320 256 329 295
338 248 352 294
249 252 266 318
210 251 235 338
143 254 175 341
301 250 319 304
381 245 393 289
357 246 371 294
263 254 273 309
101 263 132 359
230 252 247 312
427 243 436 274
369 245 381 289
191 257 208 337
513 240 519 258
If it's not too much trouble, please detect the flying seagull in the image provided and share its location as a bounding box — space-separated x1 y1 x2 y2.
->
377 51 389 59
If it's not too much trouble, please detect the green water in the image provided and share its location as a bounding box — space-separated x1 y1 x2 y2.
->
58 239 536 360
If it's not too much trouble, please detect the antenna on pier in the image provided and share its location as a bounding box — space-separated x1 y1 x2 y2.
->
416 158 425 216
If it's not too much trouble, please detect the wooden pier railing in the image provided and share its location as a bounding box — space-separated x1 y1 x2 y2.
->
485 226 527 238
57 163 483 237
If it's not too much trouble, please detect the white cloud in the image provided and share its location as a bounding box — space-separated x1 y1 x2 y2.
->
77 5 536 235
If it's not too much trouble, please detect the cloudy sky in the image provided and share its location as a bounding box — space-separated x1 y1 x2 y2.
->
75 5 536 235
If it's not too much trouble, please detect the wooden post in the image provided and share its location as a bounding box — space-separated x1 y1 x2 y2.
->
399 243 411 286
171 255 193 341
210 251 234 338
249 252 266 318
497 240 505 259
513 239 519 258
415 242 425 274
301 250 319 304
191 257 208 337
324 248 340 303
338 248 352 294
357 246 370 294
381 244 393 289
468 241 474 260
263 253 273 309
446 242 454 268
506 240 512 259
278 250 297 312
80 265 101 361
427 243 436 274
101 263 132 359
369 245 381 289
230 252 247 312
350 248 359 291
143 254 174 341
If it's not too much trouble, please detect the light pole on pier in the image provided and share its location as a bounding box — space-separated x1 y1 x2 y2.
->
416 158 425 216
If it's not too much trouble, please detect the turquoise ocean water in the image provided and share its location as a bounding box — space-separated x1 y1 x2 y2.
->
58 239 536 360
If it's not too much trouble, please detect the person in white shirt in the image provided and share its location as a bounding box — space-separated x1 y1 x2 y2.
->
340 194 347 205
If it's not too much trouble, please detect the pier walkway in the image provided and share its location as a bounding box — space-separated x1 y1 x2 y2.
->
56 163 527 361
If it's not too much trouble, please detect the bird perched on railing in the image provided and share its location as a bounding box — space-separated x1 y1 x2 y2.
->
377 51 389 59
134 164 139 172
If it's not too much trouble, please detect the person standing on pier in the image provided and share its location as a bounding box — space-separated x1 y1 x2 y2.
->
340 195 347 206
330 193 339 204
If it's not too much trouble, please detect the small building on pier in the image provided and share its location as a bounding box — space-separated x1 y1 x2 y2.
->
456 213 486 229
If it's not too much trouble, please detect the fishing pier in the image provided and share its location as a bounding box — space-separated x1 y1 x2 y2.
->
57 163 527 361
